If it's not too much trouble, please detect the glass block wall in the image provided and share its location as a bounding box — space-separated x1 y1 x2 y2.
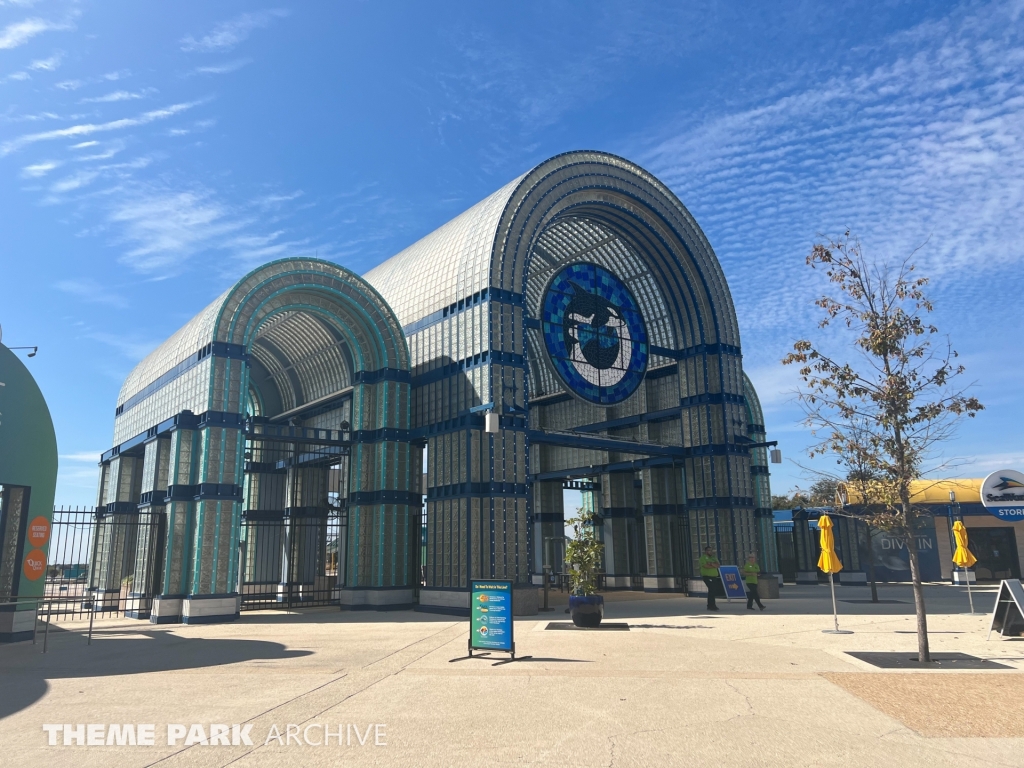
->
367 150 774 591
99 259 416 618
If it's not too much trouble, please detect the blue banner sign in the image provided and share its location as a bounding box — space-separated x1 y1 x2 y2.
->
470 580 514 653
718 566 747 600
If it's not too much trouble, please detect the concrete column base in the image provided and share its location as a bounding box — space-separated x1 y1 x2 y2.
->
513 587 539 615
796 571 819 585
125 593 152 619
181 595 240 625
90 588 122 612
602 575 634 590
0 605 37 643
953 570 977 584
149 596 183 624
415 589 470 615
838 572 867 585
686 578 707 596
643 576 683 592
338 588 415 611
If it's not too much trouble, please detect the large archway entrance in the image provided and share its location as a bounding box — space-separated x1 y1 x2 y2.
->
97 259 418 623
364 151 775 610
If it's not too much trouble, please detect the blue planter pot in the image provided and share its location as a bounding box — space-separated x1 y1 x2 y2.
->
569 594 604 627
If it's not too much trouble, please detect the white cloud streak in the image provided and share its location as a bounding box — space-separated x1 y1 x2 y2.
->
55 279 128 308
0 100 202 156
189 59 251 75
0 17 65 49
80 89 152 104
29 53 61 71
109 188 250 272
58 451 103 463
640 0 1024 371
21 159 59 177
179 10 287 53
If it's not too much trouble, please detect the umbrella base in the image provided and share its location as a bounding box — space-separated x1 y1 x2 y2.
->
822 629 854 634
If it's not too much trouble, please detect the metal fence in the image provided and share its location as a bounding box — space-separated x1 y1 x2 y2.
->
36 506 152 621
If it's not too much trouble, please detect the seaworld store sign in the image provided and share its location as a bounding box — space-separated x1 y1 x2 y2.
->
981 469 1024 521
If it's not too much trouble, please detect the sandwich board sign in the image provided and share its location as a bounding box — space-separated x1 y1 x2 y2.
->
469 580 515 658
987 579 1024 640
719 565 748 601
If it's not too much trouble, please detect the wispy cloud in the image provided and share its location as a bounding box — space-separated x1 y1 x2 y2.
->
21 159 59 177
639 0 1024 368
49 169 98 193
59 451 103 463
80 89 154 104
0 100 203 155
0 17 68 49
55 278 128 308
180 10 287 53
86 331 160 360
188 58 251 76
108 187 250 272
29 52 62 71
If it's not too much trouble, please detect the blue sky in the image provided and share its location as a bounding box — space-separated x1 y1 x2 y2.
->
2 1 1022 506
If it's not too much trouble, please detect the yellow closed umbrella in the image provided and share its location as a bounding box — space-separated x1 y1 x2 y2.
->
817 515 843 574
951 520 976 614
817 515 850 634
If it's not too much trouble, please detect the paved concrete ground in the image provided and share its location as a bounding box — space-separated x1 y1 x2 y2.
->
1 583 1022 767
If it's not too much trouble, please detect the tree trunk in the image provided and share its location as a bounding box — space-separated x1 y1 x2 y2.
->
906 530 931 662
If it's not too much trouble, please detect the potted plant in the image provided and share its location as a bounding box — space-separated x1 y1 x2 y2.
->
565 509 605 628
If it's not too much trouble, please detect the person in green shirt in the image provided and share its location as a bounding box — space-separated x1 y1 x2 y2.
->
742 553 766 611
698 547 722 610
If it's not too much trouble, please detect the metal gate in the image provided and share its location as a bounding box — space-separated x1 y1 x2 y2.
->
238 423 349 610
31 506 163 622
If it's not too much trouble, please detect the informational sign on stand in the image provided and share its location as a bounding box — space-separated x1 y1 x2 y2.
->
718 566 747 601
987 579 1024 640
469 580 515 658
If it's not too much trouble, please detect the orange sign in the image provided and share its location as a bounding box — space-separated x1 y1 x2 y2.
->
23 549 46 581
27 516 51 547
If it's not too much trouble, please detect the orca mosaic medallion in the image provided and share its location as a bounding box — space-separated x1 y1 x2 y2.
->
541 262 648 405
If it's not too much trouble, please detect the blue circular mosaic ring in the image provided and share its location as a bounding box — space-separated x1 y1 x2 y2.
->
540 262 648 405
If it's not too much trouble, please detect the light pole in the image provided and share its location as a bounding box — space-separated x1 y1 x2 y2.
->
949 490 974 613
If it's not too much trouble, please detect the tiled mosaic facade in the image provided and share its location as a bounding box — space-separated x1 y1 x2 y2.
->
99 151 775 618
365 150 775 596
98 260 416 620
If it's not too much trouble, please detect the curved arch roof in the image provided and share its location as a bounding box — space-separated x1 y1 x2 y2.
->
116 259 407 411
117 289 228 408
363 175 524 328
743 372 766 428
365 150 740 351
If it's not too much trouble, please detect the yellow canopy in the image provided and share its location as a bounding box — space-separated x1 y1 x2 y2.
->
817 514 843 574
951 520 977 568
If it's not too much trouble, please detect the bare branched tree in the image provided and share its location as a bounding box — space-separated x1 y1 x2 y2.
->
782 232 983 662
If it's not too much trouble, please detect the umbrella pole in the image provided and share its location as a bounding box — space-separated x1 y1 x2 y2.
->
829 572 839 632
964 567 974 614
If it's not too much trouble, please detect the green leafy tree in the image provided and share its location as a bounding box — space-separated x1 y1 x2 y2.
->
564 509 605 597
808 478 839 506
782 232 982 663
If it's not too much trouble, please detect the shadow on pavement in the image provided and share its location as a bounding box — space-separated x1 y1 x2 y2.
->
0 628 311 720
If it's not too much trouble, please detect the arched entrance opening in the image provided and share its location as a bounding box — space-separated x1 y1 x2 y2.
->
364 151 774 609
97 259 418 624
